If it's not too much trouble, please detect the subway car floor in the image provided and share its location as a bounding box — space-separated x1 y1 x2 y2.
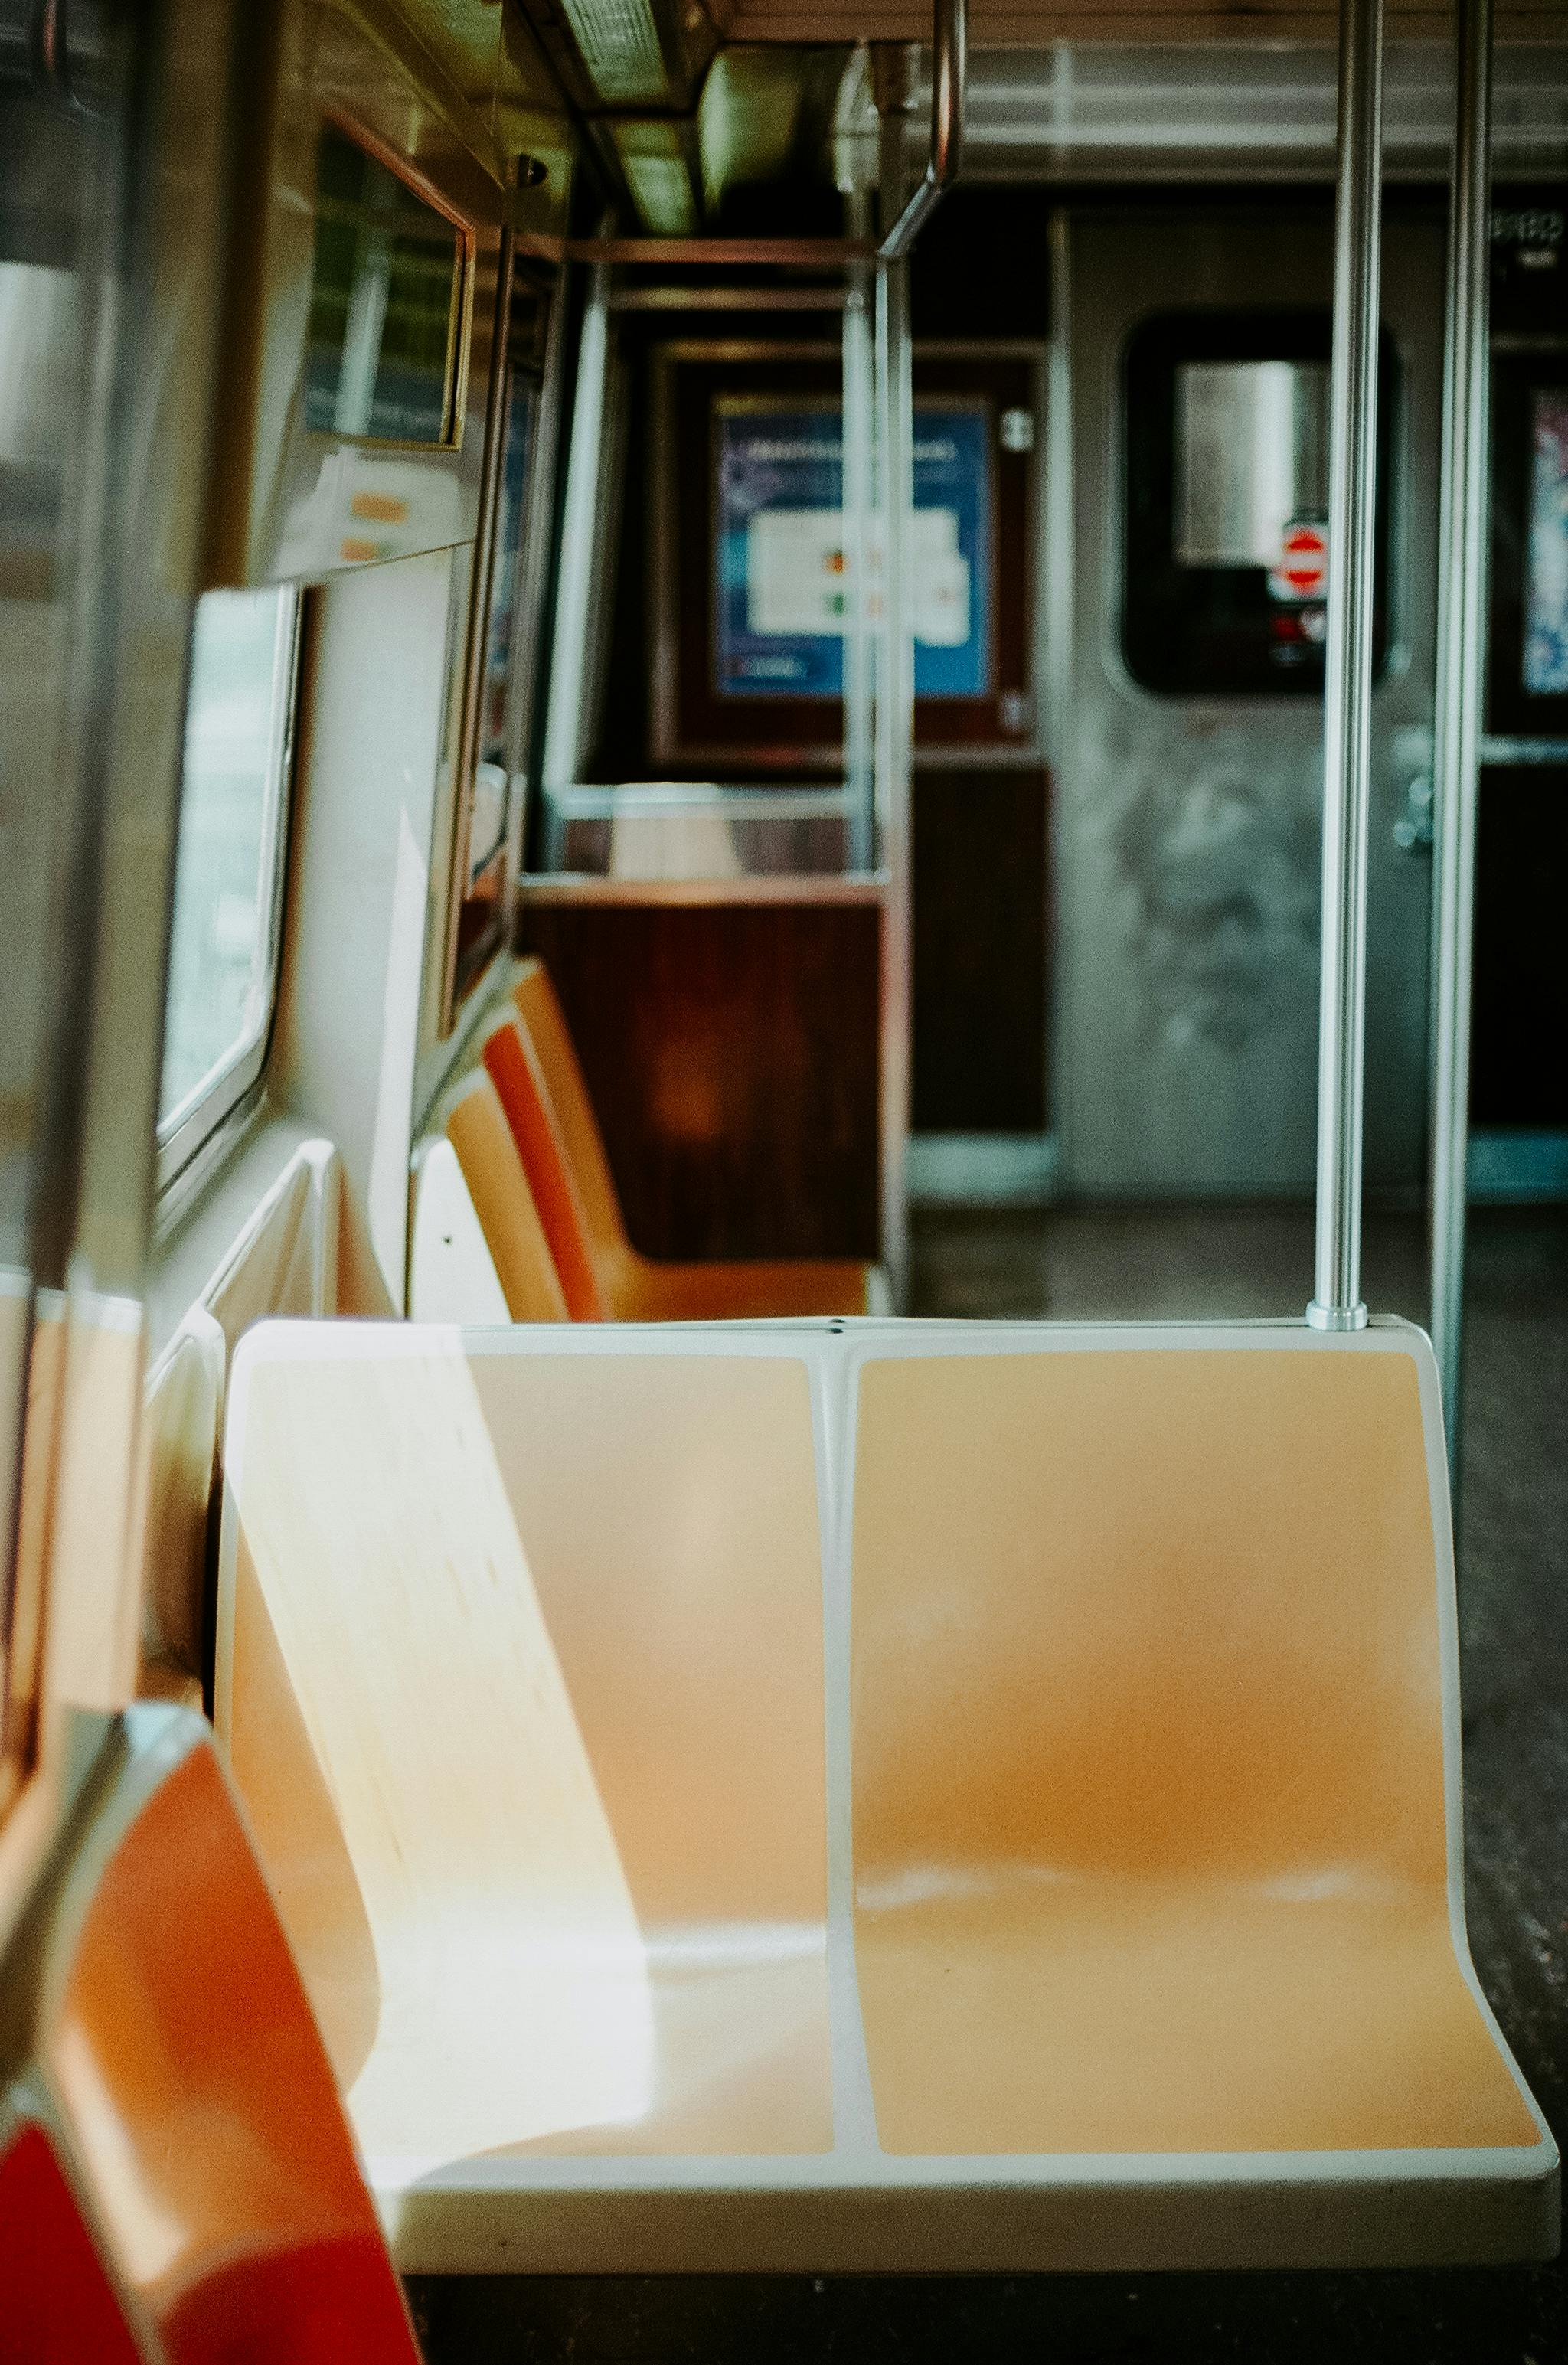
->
407 1205 1568 2365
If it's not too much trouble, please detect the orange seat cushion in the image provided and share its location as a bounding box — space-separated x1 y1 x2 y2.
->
482 1022 605 1320
50 1727 420 2363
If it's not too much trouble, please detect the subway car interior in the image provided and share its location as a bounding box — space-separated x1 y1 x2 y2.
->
5 0 1568 2355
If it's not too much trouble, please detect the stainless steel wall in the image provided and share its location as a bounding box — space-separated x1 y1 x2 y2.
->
1050 206 1443 1200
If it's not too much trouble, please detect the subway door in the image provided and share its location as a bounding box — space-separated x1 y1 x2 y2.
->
1053 207 1444 1200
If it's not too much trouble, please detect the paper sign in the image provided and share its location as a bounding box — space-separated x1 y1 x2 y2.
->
715 401 991 700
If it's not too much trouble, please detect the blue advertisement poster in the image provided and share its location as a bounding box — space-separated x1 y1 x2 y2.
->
714 399 992 701
1525 387 1568 695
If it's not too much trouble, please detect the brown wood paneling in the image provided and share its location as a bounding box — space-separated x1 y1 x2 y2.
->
518 904 881 1261
912 768 1050 1134
1471 766 1568 1129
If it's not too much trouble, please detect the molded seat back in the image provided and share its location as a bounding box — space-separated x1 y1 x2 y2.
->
481 1016 605 1318
848 1338 1540 2159
430 1071 567 1323
511 959 628 1271
218 1325 832 2173
213 1318 1556 2275
0 1706 418 2365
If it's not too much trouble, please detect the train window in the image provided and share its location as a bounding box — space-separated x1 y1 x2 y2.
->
304 122 466 446
1524 389 1568 694
156 587 299 1182
446 269 555 1017
1123 311 1394 698
1174 361 1329 568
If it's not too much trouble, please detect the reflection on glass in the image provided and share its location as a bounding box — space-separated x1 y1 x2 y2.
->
1524 389 1568 694
159 590 294 1129
304 124 463 446
0 262 80 600
470 367 536 884
1176 360 1330 568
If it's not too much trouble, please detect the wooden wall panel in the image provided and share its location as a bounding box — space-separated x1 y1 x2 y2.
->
912 769 1050 1135
1472 768 1568 1130
517 905 881 1261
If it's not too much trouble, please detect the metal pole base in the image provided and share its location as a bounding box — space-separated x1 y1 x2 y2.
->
1305 1299 1370 1332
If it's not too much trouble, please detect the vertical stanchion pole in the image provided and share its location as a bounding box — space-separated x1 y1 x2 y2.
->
875 87 914 1309
1429 0 1494 1479
843 211 876 875
1308 0 1386 1332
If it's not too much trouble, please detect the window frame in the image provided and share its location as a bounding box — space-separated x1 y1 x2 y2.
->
440 247 560 1032
303 113 475 455
155 586 302 1194
1119 308 1398 700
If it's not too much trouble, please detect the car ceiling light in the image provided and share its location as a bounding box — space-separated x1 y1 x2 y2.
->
556 0 671 109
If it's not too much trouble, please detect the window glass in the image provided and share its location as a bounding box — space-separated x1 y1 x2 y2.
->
1122 312 1394 698
304 123 465 446
1175 361 1329 569
470 365 537 883
158 588 296 1142
1524 387 1568 694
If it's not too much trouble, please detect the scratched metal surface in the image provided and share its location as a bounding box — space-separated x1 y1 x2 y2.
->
410 1207 1566 2364
1050 207 1443 1201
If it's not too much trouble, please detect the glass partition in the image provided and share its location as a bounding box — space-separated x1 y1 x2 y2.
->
158 588 299 1174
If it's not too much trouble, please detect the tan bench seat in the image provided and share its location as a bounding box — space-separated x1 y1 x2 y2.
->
215 1316 1557 2275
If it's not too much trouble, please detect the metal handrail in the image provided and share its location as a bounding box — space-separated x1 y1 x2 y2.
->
878 0 966 262
1429 0 1495 1473
1308 0 1385 1332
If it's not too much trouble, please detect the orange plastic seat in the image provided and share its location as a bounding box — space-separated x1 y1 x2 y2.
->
413 1069 567 1323
504 959 878 1319
0 1704 419 2363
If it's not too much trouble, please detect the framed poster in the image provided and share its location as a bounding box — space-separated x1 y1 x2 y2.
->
1489 350 1568 737
713 398 993 703
650 342 1041 772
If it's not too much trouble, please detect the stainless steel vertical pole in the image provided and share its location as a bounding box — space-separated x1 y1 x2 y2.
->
1429 0 1494 1474
874 84 914 1311
843 218 876 874
1308 0 1387 1331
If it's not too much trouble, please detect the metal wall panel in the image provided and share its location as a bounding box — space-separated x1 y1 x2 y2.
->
1051 207 1443 1200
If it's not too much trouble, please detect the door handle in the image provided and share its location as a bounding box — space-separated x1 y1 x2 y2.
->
1393 773 1434 854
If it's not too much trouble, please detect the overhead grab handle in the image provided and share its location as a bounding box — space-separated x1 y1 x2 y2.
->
878 0 965 262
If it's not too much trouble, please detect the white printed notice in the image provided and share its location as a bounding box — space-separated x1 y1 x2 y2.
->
716 401 991 698
746 508 971 648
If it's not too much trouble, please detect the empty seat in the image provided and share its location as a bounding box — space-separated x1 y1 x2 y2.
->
851 1342 1540 2162
219 1325 831 2193
503 959 883 1318
7 1702 418 2362
216 1316 1556 2275
410 1070 567 1323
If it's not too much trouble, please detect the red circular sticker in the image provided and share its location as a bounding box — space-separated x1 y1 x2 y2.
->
1269 521 1328 603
